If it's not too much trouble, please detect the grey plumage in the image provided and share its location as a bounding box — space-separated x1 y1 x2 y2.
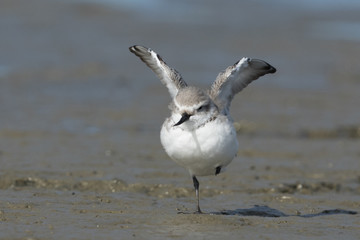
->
210 58 276 114
129 45 276 213
129 45 187 98
130 45 276 115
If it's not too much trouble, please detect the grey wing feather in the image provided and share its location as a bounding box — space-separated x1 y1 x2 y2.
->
210 57 276 114
129 45 187 98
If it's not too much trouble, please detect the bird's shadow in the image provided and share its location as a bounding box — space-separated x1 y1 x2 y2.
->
211 205 357 218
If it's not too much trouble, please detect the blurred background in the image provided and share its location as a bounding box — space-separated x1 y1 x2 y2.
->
1 0 359 173
0 0 359 238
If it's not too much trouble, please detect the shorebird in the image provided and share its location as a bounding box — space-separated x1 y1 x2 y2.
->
129 45 276 213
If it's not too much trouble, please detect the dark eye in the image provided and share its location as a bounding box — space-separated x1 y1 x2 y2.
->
197 104 208 112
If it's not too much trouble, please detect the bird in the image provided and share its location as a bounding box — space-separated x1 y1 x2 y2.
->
129 45 276 213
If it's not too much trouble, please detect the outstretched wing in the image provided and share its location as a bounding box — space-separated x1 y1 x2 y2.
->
210 57 276 114
129 45 187 98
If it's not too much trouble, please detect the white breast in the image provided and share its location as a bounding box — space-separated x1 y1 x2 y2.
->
160 115 239 176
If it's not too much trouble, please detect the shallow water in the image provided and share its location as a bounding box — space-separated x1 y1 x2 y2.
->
0 0 359 239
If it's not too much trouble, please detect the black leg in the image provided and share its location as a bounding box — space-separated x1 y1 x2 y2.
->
192 176 202 214
215 166 221 175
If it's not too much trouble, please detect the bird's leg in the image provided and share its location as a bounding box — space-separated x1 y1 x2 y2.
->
192 176 202 214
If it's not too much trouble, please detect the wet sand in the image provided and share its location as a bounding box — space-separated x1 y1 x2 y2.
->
0 0 359 239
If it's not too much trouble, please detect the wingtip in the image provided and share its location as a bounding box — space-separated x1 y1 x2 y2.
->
264 60 276 74
249 59 277 74
129 45 149 54
129 45 137 53
269 65 277 74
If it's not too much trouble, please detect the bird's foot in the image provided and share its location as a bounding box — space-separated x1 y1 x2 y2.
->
193 209 204 214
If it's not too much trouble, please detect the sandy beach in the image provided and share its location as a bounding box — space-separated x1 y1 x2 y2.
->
0 0 359 239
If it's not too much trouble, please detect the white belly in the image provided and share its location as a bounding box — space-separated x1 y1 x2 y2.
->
160 116 239 176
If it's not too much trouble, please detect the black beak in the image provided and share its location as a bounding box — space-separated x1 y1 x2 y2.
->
173 113 190 126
